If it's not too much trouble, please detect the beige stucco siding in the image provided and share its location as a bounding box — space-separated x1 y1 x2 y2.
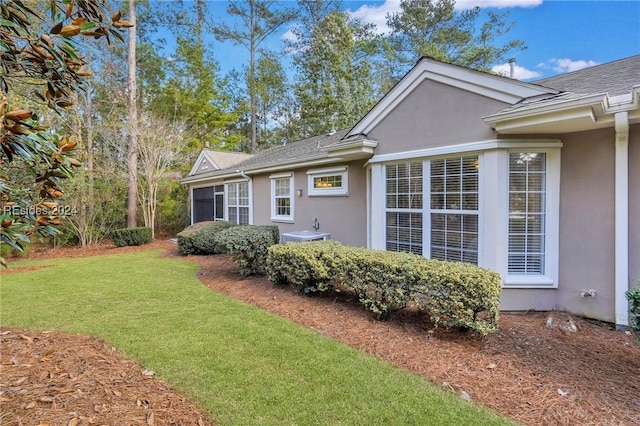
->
557 128 616 322
368 80 507 154
629 124 640 292
251 160 368 247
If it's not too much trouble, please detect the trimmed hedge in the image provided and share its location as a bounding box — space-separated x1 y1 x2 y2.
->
265 241 502 336
266 240 344 294
217 225 280 276
176 221 236 255
112 227 153 247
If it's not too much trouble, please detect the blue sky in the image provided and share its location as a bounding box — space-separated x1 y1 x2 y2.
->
184 0 640 81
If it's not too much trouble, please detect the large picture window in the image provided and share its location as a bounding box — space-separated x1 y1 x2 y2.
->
430 156 479 264
226 181 250 225
270 173 294 222
508 152 546 275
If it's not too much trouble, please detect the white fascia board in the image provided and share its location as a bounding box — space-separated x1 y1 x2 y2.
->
367 139 562 164
188 150 209 176
181 170 242 185
349 58 554 136
483 93 606 125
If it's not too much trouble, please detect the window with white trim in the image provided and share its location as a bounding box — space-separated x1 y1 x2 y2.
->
226 181 250 225
385 162 423 255
508 152 546 275
307 166 348 196
430 156 479 264
270 173 294 222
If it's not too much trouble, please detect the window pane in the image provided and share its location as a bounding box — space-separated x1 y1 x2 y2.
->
386 212 422 255
508 152 546 274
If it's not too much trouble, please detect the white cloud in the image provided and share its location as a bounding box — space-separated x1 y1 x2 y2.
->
348 0 543 33
454 0 543 10
547 58 600 73
281 26 299 43
347 0 401 35
492 62 542 80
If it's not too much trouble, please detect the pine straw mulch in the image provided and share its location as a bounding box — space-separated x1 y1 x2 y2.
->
2 240 639 426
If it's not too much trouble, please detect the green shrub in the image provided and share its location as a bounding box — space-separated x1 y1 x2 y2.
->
265 242 502 336
176 221 236 255
626 284 640 338
411 260 502 336
266 240 344 294
338 248 422 320
111 227 152 247
217 225 280 276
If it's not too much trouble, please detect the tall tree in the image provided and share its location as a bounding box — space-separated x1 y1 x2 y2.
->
292 11 378 138
0 0 130 263
144 1 238 152
213 0 296 152
386 0 525 76
136 113 182 238
254 52 288 147
126 0 138 228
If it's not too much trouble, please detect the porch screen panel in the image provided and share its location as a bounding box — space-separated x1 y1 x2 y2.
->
430 156 479 264
508 153 546 274
193 187 214 223
385 162 423 255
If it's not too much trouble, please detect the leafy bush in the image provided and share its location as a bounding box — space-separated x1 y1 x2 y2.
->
411 260 502 336
217 225 280 276
176 221 236 255
266 240 344 294
626 284 640 338
112 227 153 247
265 241 502 336
338 248 422 320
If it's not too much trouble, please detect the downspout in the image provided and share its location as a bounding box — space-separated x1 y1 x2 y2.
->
614 112 629 328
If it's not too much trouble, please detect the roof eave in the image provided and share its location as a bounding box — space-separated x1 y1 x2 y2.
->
484 87 640 134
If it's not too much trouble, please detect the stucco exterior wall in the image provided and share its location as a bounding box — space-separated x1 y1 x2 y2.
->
251 160 368 247
557 128 616 322
368 79 507 154
629 124 640 292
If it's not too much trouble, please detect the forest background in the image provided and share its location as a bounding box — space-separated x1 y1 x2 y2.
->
0 0 555 250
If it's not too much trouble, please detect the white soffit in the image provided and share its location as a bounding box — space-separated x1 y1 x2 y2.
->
348 57 556 136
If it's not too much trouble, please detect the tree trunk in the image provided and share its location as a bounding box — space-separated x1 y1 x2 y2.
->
126 0 138 228
249 0 257 152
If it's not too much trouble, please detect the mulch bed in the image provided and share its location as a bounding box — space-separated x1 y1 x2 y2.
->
2 240 639 426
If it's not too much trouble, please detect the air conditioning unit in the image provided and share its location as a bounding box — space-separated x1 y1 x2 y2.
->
281 230 331 243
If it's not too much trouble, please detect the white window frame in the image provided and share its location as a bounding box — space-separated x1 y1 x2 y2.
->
426 155 480 265
307 166 348 196
270 172 295 223
368 140 561 289
502 148 560 288
384 162 424 255
225 179 252 225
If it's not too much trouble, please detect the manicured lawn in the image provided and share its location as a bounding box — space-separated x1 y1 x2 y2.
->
0 250 513 425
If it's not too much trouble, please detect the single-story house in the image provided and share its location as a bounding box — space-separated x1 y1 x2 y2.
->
182 55 640 327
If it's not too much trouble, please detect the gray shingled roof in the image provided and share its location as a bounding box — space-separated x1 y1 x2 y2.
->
202 150 253 170
233 129 350 171
533 55 640 96
492 55 640 116
184 129 351 181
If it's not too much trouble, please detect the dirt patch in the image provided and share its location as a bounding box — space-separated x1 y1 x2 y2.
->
2 241 639 426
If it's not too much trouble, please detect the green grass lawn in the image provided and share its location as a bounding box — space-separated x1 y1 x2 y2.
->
0 249 513 425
